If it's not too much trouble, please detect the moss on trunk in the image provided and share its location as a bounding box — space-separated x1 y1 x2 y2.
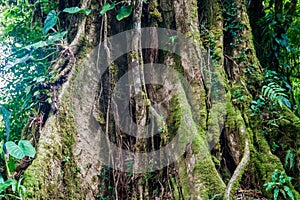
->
22 0 300 199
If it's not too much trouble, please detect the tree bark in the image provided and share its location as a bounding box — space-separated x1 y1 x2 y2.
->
23 0 300 199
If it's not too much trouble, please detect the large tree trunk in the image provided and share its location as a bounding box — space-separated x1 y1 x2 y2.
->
23 0 300 199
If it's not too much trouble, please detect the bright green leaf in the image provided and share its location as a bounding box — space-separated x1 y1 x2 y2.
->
282 176 292 184
85 9 92 15
265 182 275 191
63 7 82 13
272 169 278 182
43 10 57 35
8 157 16 174
100 2 115 15
0 179 17 193
63 7 91 15
279 171 285 182
284 186 295 200
5 141 25 159
18 140 36 158
274 187 279 200
116 5 132 21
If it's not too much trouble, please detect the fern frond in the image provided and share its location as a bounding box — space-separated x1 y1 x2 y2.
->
284 149 295 170
262 82 291 108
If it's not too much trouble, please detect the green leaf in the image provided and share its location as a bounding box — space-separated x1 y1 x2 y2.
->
10 54 31 67
46 31 67 44
63 7 91 15
0 141 3 154
19 185 26 194
11 180 16 192
5 141 25 159
279 171 285 182
18 140 36 158
282 176 292 184
284 186 295 200
116 5 132 21
100 2 115 15
43 10 57 35
286 151 292 168
265 182 275 191
85 9 92 15
23 41 48 51
274 187 279 200
8 157 16 174
272 169 278 182
0 179 17 193
281 97 291 109
0 174 4 184
281 33 288 41
0 105 11 141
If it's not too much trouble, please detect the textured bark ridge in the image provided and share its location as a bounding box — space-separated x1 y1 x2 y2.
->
23 0 300 199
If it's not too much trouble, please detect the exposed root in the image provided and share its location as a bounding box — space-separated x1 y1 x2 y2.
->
225 126 250 200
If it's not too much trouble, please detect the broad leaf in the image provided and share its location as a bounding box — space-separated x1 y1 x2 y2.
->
9 54 30 68
8 157 16 174
23 41 48 51
116 5 132 21
0 179 17 193
85 9 92 15
63 7 91 15
43 10 57 35
46 31 67 44
18 140 36 158
100 2 115 15
5 141 25 159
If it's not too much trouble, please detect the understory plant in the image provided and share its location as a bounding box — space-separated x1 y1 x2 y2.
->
263 169 295 200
